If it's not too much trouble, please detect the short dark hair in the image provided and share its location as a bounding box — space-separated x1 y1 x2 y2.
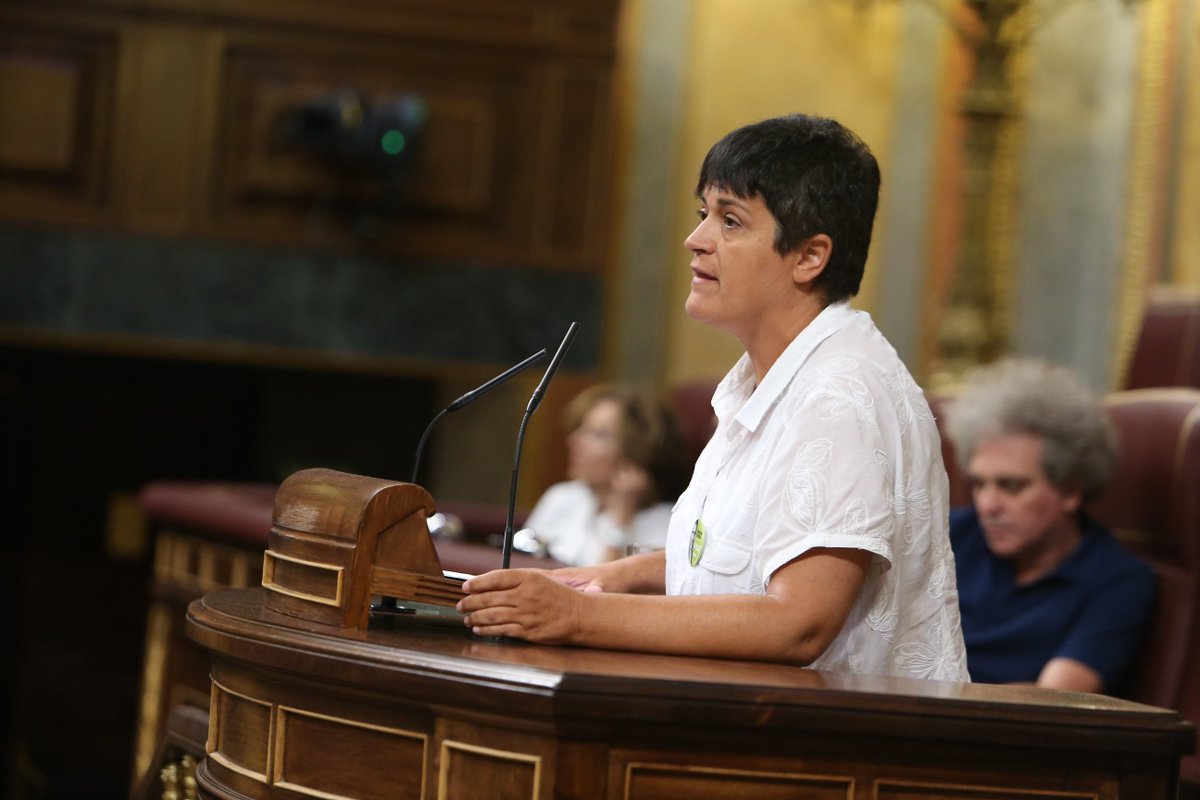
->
695 114 880 304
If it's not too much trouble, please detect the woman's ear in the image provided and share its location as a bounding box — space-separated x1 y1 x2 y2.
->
792 234 833 286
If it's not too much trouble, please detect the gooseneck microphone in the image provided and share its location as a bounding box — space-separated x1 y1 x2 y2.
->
410 348 548 485
501 322 579 568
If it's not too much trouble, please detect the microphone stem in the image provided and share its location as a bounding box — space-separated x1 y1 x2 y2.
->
501 410 533 569
411 407 449 485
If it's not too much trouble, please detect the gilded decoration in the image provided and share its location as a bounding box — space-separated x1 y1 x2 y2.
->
861 1 1152 386
1115 0 1184 387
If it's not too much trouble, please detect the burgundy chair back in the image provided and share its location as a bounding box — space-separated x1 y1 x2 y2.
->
1091 389 1200 790
1090 390 1200 719
1123 287 1200 390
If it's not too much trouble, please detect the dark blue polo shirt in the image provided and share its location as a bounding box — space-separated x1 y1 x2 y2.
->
950 506 1156 692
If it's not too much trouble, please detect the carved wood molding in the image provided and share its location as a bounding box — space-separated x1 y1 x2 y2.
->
0 15 119 224
0 0 619 269
0 0 620 55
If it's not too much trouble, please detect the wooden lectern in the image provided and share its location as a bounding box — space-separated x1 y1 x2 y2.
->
261 468 466 629
182 468 1197 800
189 588 1196 800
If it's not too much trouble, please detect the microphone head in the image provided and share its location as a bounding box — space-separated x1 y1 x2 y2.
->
526 322 579 414
502 322 579 569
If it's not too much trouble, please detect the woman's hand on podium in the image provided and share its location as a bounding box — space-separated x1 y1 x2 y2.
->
457 551 666 648
458 569 588 644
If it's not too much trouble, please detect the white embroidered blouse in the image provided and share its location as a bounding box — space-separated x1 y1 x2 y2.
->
664 302 968 681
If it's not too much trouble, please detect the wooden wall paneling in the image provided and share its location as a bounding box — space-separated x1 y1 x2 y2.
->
115 22 217 234
549 0 622 53
155 0 550 51
5 0 621 55
0 10 119 226
532 59 615 269
0 0 620 271
208 33 547 263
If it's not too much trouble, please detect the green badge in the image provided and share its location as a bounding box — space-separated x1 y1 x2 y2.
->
689 518 707 567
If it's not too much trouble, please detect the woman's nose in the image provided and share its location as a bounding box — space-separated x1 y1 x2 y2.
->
685 220 712 254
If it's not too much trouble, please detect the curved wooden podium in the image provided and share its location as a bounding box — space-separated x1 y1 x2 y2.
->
188 588 1195 800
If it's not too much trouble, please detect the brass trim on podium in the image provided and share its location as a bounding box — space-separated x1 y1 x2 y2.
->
437 740 543 800
261 550 345 608
274 705 430 800
207 680 274 783
623 762 855 798
874 779 1100 799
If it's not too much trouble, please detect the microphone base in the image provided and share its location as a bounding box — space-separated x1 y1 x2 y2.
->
369 597 417 615
368 598 467 631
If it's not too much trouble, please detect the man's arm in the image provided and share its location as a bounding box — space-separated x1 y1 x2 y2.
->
457 547 871 664
1037 657 1103 693
1034 554 1157 694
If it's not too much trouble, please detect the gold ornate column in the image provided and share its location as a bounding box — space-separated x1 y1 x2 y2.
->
1113 0 1188 388
927 0 1030 388
863 0 1146 388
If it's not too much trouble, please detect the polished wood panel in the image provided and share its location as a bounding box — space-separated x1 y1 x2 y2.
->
440 739 541 800
208 34 543 251
623 763 853 800
533 61 613 265
115 23 214 234
26 0 619 54
0 14 118 223
875 785 1102 800
275 706 427 800
188 588 1195 800
0 0 619 269
208 681 272 781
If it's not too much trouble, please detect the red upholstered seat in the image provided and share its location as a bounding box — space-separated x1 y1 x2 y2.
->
138 481 277 547
1091 389 1200 790
1123 286 1200 390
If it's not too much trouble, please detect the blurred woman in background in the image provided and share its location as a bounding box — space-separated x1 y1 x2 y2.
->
516 384 690 566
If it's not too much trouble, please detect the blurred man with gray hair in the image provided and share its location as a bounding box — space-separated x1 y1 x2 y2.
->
944 358 1155 694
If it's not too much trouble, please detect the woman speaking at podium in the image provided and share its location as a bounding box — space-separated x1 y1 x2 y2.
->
459 114 968 679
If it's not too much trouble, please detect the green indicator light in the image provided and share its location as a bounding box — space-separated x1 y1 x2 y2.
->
380 130 406 156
